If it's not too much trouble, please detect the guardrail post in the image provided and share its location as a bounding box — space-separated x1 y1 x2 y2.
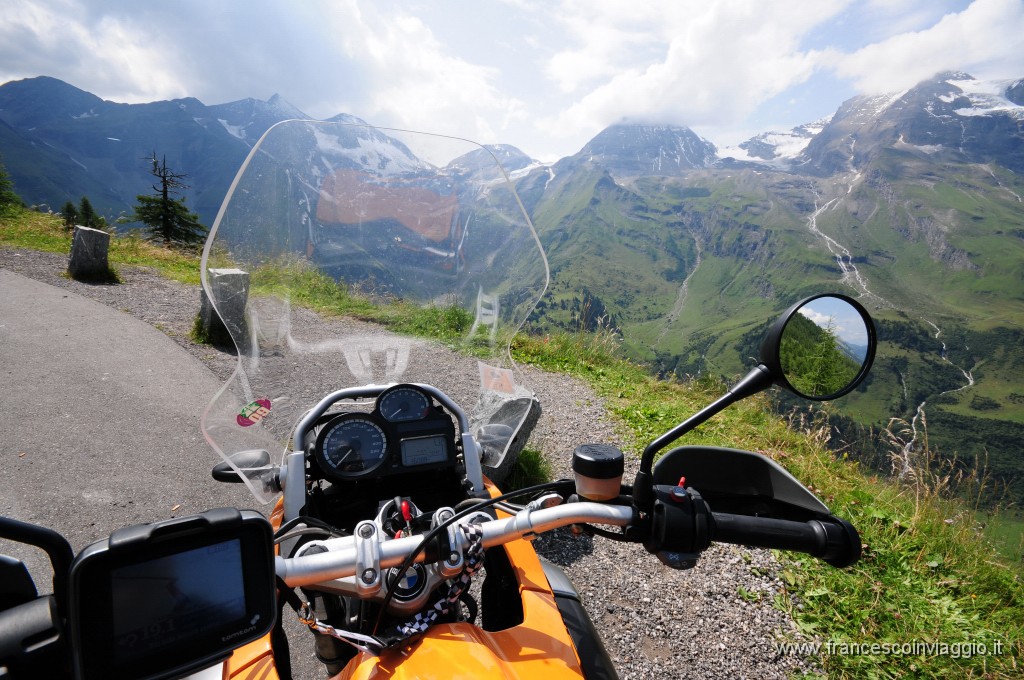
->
67 225 114 282
198 268 250 346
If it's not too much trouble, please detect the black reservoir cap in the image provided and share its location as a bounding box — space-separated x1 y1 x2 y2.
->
572 444 625 479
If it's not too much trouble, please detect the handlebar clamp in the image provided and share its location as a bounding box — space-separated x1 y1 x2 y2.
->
354 520 382 596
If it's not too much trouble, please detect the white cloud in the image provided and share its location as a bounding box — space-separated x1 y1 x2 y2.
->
0 0 527 148
1 0 1022 161
0 0 190 102
833 0 1024 92
859 0 962 39
537 0 850 147
312 3 528 146
799 303 868 344
799 308 833 327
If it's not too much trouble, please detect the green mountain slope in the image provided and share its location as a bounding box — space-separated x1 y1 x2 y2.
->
524 159 696 334
521 152 1024 504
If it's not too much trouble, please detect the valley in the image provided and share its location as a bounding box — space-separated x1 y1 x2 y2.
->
2 71 1023 504
520 125 1024 505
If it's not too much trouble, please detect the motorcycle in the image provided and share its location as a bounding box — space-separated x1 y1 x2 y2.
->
0 121 875 679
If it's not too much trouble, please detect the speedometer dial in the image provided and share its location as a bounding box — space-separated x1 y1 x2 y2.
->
316 415 388 479
379 386 431 423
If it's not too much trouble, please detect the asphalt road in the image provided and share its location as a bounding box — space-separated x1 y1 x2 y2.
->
0 269 256 586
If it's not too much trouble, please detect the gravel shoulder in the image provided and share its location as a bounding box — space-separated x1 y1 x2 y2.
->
1 247 819 679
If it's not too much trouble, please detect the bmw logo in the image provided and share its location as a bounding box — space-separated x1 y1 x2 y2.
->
388 564 427 601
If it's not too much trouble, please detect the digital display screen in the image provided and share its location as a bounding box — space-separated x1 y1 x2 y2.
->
110 539 246 662
400 435 449 466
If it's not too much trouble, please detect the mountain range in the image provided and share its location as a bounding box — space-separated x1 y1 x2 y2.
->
2 73 1023 503
0 76 326 224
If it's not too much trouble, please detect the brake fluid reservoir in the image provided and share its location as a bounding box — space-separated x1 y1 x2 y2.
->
572 444 624 501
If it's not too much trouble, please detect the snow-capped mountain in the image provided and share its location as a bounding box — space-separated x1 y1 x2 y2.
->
302 123 428 177
446 144 540 184
720 117 832 166
798 71 1024 174
0 77 412 224
206 94 312 145
573 123 718 177
3 71 1023 224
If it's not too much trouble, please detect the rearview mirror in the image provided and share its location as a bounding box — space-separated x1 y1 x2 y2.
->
633 292 876 510
760 294 875 400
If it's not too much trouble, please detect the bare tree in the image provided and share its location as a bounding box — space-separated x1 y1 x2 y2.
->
127 152 206 246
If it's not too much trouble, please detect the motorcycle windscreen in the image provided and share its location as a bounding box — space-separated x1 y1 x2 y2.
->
199 122 549 503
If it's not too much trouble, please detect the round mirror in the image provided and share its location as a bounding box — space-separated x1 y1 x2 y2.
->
761 294 876 400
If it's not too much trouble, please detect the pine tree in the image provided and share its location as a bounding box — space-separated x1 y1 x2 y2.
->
78 196 100 228
128 153 206 246
0 157 22 213
61 200 79 230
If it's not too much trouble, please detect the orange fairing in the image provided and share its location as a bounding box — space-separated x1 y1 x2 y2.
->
316 169 459 243
335 480 585 679
229 488 587 680
226 638 278 680
336 593 584 680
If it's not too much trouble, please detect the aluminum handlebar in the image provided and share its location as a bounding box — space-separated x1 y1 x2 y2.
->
275 502 636 588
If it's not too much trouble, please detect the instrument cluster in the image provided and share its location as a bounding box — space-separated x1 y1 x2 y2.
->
311 384 457 483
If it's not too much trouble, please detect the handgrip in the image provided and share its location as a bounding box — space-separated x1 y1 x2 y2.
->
710 512 861 568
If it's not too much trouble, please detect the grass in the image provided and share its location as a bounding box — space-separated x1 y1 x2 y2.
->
982 512 1024 564
504 448 554 491
1 209 202 283
513 327 1023 678
245 258 475 344
774 412 1024 678
5 207 1022 677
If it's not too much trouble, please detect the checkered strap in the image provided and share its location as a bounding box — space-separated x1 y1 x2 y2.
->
395 522 485 637
287 522 487 654
297 603 385 655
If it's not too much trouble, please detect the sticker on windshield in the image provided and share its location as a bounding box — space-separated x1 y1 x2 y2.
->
237 399 272 427
478 362 516 394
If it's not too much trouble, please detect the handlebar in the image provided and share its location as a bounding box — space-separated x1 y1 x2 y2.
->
276 502 636 587
275 496 860 592
710 512 861 568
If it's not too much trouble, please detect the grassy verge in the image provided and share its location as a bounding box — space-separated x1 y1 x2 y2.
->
513 330 1023 678
1 211 473 342
1 210 201 283
504 448 554 491
5 208 1022 676
246 259 474 343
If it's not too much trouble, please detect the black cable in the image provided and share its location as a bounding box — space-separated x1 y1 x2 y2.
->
576 523 632 542
275 527 337 543
370 479 570 636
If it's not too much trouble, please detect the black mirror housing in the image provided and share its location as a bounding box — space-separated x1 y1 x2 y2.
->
759 293 876 401
633 292 876 511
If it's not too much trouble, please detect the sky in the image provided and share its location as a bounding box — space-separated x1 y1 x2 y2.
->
799 297 869 346
1 0 1023 162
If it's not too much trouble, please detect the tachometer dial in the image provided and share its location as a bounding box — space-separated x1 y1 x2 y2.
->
316 415 388 479
379 386 431 423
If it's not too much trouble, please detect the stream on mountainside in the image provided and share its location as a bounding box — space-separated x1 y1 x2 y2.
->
803 184 978 479
893 320 977 479
805 190 889 307
655 239 702 347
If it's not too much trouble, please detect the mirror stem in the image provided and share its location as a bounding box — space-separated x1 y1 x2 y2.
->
633 365 773 510
728 363 775 401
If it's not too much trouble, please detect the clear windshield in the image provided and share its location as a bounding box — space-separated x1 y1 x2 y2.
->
200 121 549 503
